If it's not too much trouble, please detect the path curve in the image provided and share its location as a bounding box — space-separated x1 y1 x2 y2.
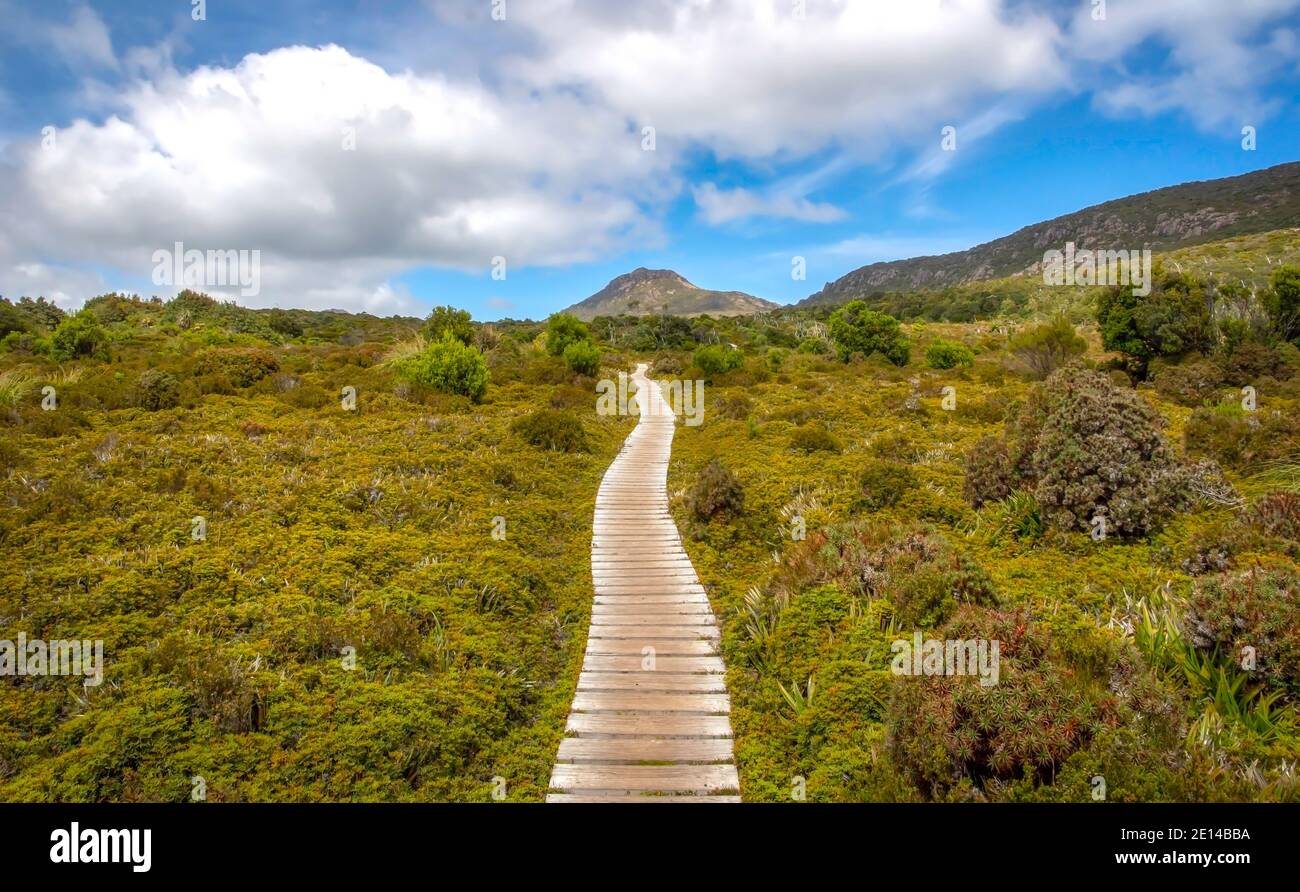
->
547 363 739 802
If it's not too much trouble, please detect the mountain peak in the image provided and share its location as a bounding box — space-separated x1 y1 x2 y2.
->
609 268 697 290
565 268 775 320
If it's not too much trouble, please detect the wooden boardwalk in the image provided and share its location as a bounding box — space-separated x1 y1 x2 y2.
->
547 364 739 802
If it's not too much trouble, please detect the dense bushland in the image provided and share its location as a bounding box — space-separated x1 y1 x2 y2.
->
0 292 630 802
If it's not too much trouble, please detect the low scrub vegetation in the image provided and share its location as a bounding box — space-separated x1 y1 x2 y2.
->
6 229 1300 803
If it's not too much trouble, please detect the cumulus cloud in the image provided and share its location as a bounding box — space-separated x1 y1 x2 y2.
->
510 0 1068 160
693 183 845 224
3 0 1299 311
1067 0 1300 128
0 43 671 311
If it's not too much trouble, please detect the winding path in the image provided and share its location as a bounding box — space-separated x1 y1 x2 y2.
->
547 364 740 802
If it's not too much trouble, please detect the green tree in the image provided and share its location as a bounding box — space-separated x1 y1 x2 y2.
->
828 301 909 365
1007 317 1087 380
394 332 489 401
49 310 109 361
924 339 974 369
17 296 65 329
693 344 743 376
545 313 589 356
267 308 304 339
562 339 601 376
421 305 474 345
1265 264 1300 340
0 299 30 337
1096 267 1214 378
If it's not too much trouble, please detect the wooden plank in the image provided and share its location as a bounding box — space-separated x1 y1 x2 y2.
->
589 613 716 626
582 655 725 673
593 583 708 595
591 604 712 615
545 794 742 803
555 737 735 764
593 595 710 606
571 691 730 713
587 625 718 639
549 764 740 793
582 638 720 656
564 712 733 739
577 672 728 693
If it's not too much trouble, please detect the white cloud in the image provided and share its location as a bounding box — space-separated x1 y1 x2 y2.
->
0 2 117 71
0 43 672 312
692 183 845 224
0 260 110 309
4 0 1300 310
1067 0 1300 128
510 0 1069 160
49 4 116 70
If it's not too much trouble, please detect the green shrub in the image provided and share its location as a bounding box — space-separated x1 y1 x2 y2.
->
195 347 280 388
548 381 590 409
266 309 304 338
421 305 474 345
15 296 65 329
1096 266 1215 378
828 301 909 366
1029 367 1187 536
858 461 917 510
773 524 995 629
797 336 831 355
965 366 1186 537
1184 401 1300 470
1152 358 1225 406
510 409 589 452
49 310 108 362
714 393 752 420
393 333 489 402
887 607 1142 799
0 299 31 338
1264 264 1300 339
869 430 921 462
688 458 744 521
962 435 1013 507
924 339 974 369
1186 565 1300 696
986 490 1044 542
1218 340 1285 386
693 344 744 376
651 353 685 375
562 339 601 376
1007 317 1086 380
545 313 590 357
136 369 180 411
789 424 842 454
1246 491 1300 542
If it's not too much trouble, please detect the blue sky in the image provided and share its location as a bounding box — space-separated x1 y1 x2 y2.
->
1 0 1298 319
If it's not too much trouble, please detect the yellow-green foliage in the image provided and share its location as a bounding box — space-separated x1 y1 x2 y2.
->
669 338 1300 802
0 313 630 802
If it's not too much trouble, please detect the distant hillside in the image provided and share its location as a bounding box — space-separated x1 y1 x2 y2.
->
810 227 1300 324
800 161 1300 307
566 268 778 320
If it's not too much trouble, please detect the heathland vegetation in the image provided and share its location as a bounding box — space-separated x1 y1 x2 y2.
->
5 227 1300 801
